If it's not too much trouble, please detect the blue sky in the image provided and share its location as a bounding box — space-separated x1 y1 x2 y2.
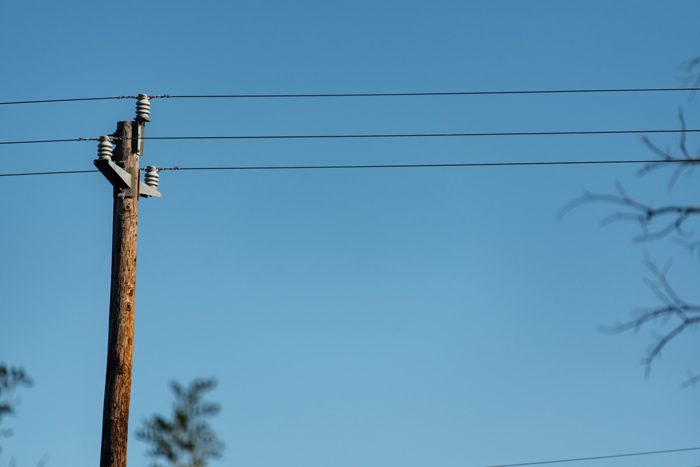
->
1 1 699 466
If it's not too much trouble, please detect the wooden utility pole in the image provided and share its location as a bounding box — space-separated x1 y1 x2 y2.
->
100 120 139 467
95 95 159 467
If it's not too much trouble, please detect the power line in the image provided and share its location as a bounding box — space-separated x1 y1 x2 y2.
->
173 159 689 170
168 87 700 98
2 87 699 105
0 95 168 106
137 128 700 141
482 446 700 467
0 96 125 105
0 138 87 145
2 128 699 146
0 170 99 177
0 159 694 178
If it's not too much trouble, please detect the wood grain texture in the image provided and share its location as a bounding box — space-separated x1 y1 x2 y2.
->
100 121 139 467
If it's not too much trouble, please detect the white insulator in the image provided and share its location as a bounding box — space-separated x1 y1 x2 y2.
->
136 94 151 121
144 166 159 188
97 136 113 161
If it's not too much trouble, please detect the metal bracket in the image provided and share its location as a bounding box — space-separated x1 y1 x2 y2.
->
139 182 161 198
123 165 139 199
135 122 146 156
95 159 131 190
94 159 162 198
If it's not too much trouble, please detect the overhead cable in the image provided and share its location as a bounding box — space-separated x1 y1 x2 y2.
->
0 138 89 145
0 97 125 105
168 87 700 98
172 159 692 170
0 170 99 177
1 159 695 178
2 88 700 105
0 95 168 106
481 446 700 467
2 128 699 146
135 128 700 141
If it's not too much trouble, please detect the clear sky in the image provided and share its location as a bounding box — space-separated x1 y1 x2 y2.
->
1 1 699 467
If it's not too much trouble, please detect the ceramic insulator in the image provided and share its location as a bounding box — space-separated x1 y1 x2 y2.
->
97 136 113 161
136 94 151 121
144 166 159 188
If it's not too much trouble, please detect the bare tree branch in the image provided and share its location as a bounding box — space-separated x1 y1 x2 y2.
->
562 183 700 243
601 261 700 378
678 55 700 99
638 110 699 188
571 63 700 385
680 370 700 389
673 236 700 256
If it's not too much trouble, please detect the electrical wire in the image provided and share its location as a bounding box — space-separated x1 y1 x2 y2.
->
135 128 700 141
168 87 700 98
0 138 87 145
2 88 700 105
0 170 99 177
481 446 700 467
2 128 699 146
0 159 694 177
173 160 687 170
0 96 127 105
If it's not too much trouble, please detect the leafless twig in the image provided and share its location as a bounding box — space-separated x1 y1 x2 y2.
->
638 110 698 188
572 64 700 384
560 181 700 243
600 260 700 378
680 369 700 389
678 55 700 100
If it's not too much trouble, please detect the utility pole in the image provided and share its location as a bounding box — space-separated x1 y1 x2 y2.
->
95 95 160 467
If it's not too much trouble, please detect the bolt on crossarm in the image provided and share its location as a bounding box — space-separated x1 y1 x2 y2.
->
95 95 161 467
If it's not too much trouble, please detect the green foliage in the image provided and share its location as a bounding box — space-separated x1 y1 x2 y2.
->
136 379 224 467
0 363 32 452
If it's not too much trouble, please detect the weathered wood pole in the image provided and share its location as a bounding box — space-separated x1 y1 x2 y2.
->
100 120 139 467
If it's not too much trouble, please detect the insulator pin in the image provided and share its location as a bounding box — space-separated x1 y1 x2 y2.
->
136 94 151 122
97 136 113 161
144 166 159 188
